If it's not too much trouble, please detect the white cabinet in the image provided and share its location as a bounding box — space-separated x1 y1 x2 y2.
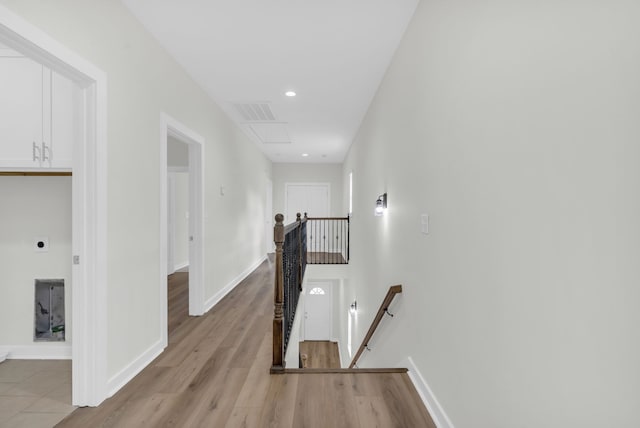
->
0 56 75 171
50 70 75 169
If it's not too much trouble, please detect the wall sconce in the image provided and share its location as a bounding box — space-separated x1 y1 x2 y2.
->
375 193 387 216
350 300 358 314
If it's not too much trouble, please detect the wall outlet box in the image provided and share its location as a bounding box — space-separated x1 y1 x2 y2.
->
35 237 49 252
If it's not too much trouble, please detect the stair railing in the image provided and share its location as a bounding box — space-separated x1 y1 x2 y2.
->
272 213 307 373
304 213 349 264
349 284 403 368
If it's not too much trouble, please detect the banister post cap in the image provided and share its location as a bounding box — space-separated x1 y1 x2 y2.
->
275 214 284 223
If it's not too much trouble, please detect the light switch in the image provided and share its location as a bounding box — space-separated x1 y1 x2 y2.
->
421 214 429 235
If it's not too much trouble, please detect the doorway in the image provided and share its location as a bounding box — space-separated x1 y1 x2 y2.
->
304 281 333 340
160 113 205 349
167 137 191 335
0 6 108 406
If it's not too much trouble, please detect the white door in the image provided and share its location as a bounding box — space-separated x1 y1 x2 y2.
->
285 183 329 222
304 282 332 340
285 184 329 252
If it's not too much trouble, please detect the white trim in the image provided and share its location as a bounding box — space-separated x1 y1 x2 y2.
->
402 356 455 428
187 135 204 316
204 255 267 313
167 173 176 275
174 261 190 272
333 338 344 368
265 179 274 254
160 113 206 357
168 165 189 173
0 345 72 360
106 339 164 398
0 5 108 407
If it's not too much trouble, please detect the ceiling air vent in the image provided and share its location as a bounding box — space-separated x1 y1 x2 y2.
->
233 103 276 122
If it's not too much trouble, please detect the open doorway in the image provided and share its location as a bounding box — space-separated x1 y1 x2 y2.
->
160 114 205 348
167 137 191 335
0 6 108 407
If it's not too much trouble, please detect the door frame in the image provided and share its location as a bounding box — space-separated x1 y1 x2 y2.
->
160 114 205 346
0 5 108 406
265 179 274 253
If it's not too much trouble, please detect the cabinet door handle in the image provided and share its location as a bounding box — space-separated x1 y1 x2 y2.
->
42 142 50 164
32 141 41 162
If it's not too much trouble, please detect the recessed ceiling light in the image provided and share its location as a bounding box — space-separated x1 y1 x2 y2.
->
285 91 296 97
302 153 309 157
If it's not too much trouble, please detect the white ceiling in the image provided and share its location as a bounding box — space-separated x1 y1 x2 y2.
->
121 0 419 164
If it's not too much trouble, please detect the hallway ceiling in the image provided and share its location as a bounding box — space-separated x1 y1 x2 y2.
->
121 0 418 163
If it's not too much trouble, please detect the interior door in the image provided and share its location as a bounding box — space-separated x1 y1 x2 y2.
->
285 184 329 252
304 282 332 340
285 183 329 222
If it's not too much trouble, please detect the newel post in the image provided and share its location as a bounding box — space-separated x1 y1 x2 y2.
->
296 213 303 291
272 214 285 372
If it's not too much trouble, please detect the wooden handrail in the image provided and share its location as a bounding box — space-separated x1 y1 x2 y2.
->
0 171 72 176
349 285 403 368
304 216 349 221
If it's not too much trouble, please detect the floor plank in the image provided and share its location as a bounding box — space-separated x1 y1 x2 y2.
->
299 341 341 368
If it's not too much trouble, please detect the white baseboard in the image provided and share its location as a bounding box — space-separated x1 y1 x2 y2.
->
204 255 267 313
107 339 164 398
0 344 72 359
174 261 189 272
332 337 345 368
402 356 455 428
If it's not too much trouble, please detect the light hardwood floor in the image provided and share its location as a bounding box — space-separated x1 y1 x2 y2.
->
56 257 435 427
299 341 341 369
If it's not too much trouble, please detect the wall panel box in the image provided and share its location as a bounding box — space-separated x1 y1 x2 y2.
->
34 279 65 341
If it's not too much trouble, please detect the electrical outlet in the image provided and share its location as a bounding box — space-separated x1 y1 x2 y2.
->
35 237 49 252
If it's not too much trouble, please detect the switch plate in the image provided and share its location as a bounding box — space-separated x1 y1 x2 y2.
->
35 237 49 252
421 214 429 235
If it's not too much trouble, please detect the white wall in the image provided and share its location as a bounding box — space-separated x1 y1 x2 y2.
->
272 163 343 220
0 176 71 357
343 1 640 427
167 135 188 168
0 0 272 386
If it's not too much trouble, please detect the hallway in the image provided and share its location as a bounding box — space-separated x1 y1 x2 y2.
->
56 257 434 427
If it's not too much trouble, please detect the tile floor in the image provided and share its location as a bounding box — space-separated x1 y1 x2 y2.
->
0 360 75 428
